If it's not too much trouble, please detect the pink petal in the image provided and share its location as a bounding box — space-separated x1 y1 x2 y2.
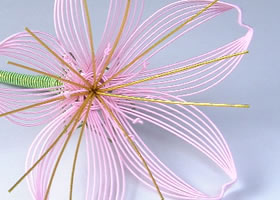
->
100 92 237 199
105 0 234 77
0 31 88 126
54 0 96 71
126 32 252 97
0 87 74 127
96 0 144 71
85 111 125 200
116 3 254 97
118 90 237 177
25 108 76 199
0 31 66 76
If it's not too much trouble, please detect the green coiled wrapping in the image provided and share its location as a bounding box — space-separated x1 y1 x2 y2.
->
0 70 63 88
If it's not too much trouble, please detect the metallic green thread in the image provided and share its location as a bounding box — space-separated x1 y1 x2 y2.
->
0 70 63 88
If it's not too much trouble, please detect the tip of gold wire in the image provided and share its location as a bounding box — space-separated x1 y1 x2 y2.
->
236 104 250 108
7 61 15 65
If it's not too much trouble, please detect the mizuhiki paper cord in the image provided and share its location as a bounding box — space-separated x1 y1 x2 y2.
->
0 70 62 88
82 0 97 85
0 0 254 199
1 51 248 108
98 0 220 88
7 61 90 90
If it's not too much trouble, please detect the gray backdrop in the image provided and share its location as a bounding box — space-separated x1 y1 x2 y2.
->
0 0 279 200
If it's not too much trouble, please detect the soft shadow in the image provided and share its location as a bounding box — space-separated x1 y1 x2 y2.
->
223 158 264 200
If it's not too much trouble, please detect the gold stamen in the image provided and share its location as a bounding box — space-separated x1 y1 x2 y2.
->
25 27 92 88
8 61 90 90
8 93 90 193
44 94 93 200
83 0 97 86
0 91 88 118
100 51 248 92
98 0 219 89
69 96 93 200
97 92 249 108
95 0 131 88
96 95 164 200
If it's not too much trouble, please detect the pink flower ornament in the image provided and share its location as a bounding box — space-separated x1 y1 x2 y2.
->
0 0 253 199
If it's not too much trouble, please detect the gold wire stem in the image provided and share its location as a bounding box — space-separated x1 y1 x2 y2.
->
97 92 249 108
100 51 248 92
8 61 90 90
0 91 88 118
25 27 92 88
95 0 131 88
8 94 90 193
0 96 63 118
98 0 219 89
44 94 93 200
0 92 88 117
83 0 97 86
69 96 93 200
96 95 164 200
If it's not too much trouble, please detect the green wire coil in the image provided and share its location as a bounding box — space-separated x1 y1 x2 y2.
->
0 70 63 88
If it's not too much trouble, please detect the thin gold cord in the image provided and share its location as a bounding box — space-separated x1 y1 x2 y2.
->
0 91 88 118
100 51 248 92
44 94 93 200
25 27 92 88
69 96 93 200
0 96 63 118
95 0 131 88
97 92 249 108
8 93 89 193
83 0 97 86
96 95 164 200
98 0 219 89
8 61 90 90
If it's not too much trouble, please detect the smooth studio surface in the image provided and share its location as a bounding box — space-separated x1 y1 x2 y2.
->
0 0 279 200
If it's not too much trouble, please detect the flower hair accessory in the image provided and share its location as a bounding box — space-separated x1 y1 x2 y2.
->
0 0 253 199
